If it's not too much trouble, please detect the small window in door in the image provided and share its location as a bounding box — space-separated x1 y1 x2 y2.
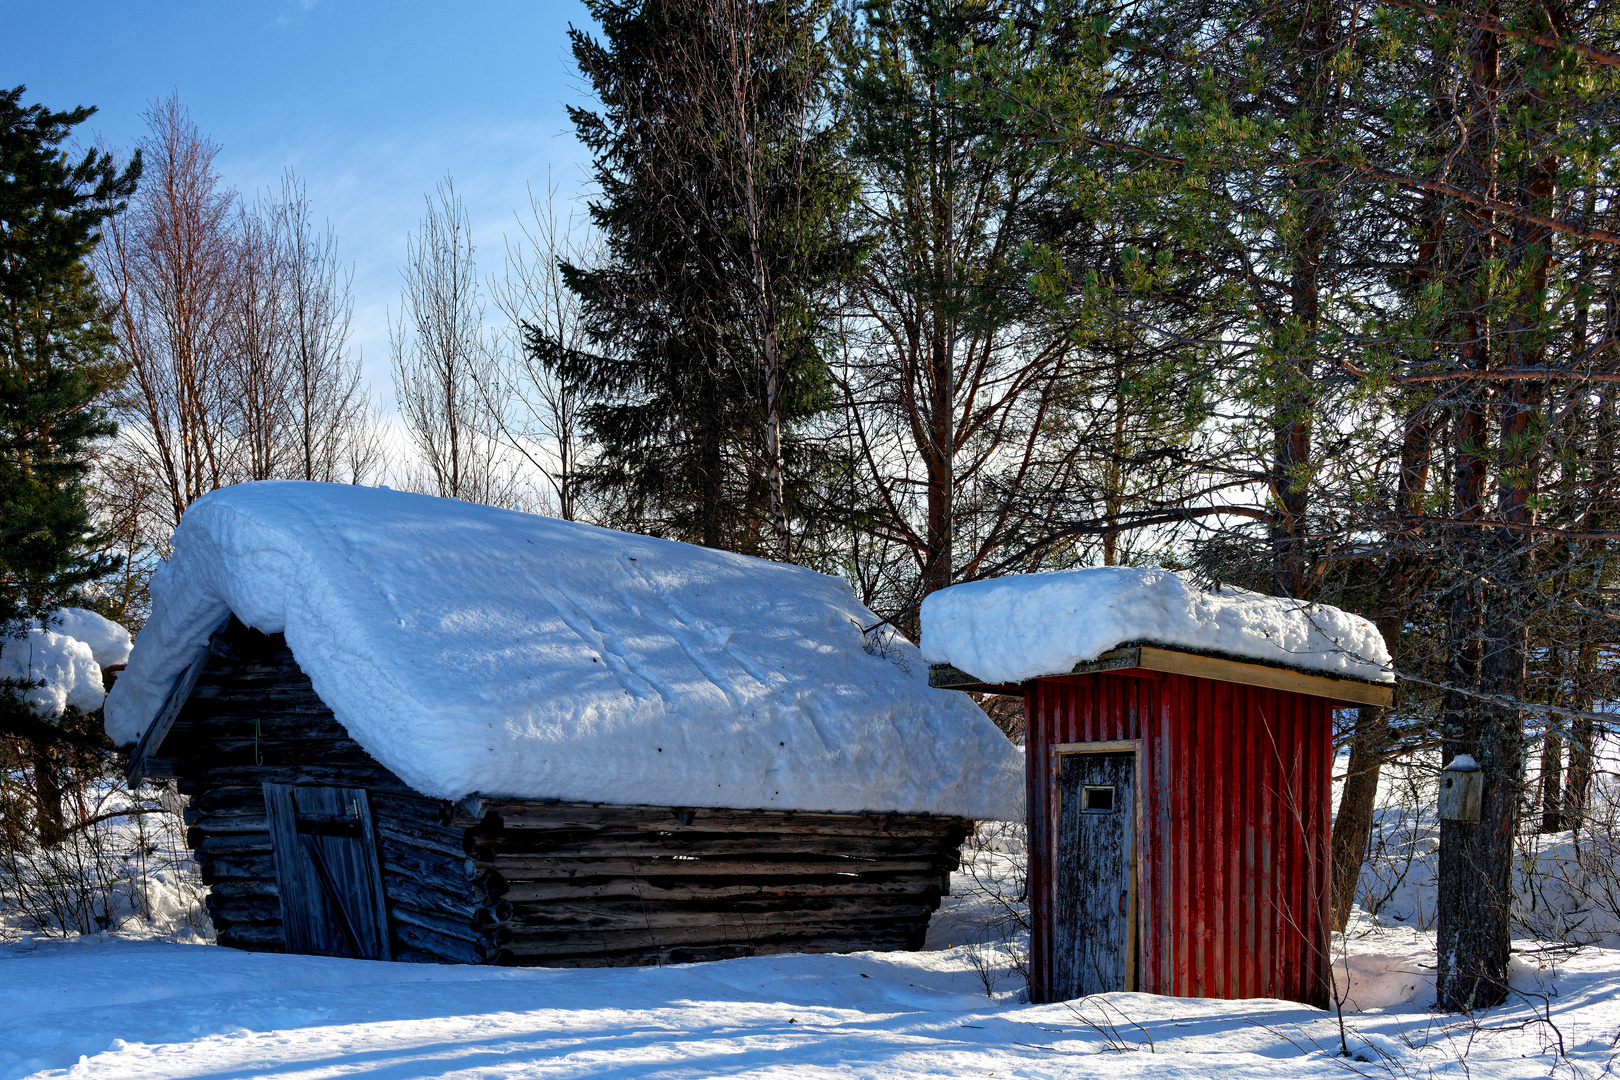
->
1082 785 1116 813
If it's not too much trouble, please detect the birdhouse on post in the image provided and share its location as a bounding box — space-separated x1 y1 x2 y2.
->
920 568 1394 1009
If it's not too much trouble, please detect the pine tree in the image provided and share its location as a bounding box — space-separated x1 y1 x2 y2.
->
1 86 139 839
976 0 1620 1010
1 87 137 631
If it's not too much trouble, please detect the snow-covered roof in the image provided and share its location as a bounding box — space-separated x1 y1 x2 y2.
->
919 567 1393 687
105 482 1023 820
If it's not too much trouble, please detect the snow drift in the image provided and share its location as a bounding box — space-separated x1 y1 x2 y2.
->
919 566 1392 686
104 482 1023 819
0 607 128 718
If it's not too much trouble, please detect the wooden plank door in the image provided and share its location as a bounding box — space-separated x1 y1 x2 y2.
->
263 784 391 961
1053 748 1136 999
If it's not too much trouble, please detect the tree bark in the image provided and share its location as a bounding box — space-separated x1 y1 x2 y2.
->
31 741 65 847
1329 703 1386 929
921 101 957 600
1564 712 1595 827
1539 731 1563 833
1436 3 1502 1008
1329 402 1434 930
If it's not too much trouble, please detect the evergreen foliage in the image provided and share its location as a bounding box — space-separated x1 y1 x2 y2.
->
538 0 860 555
1 86 138 635
961 0 1620 1010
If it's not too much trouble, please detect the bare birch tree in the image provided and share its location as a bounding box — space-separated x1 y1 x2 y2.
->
98 97 238 527
391 177 511 506
227 196 290 482
273 172 380 484
488 179 594 521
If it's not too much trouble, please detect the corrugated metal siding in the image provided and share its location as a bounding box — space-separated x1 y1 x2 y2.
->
1026 671 1332 1008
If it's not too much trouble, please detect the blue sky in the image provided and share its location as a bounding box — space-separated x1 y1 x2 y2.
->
2 0 598 402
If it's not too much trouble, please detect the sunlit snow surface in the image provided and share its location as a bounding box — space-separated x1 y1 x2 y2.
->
0 609 132 719
104 482 1022 818
7 791 1619 1080
2 931 1616 1080
0 628 105 717
47 607 132 670
921 567 1393 686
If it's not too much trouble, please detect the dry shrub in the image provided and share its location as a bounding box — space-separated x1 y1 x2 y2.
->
0 741 208 940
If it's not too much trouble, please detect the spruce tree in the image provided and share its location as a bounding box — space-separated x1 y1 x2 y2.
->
538 0 858 555
1 85 138 783
1 87 137 629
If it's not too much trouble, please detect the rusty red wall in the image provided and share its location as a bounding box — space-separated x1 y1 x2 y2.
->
1025 671 1332 1007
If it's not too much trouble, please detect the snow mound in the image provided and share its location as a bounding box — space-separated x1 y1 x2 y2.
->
1333 936 1433 1010
104 482 1023 819
919 567 1392 686
1 628 105 717
50 607 133 669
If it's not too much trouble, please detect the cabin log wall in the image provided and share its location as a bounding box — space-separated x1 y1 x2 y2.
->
156 618 969 966
475 802 966 966
159 619 491 962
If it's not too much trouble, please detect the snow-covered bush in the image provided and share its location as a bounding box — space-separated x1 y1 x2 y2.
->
0 772 210 941
1 607 207 942
1514 764 1620 946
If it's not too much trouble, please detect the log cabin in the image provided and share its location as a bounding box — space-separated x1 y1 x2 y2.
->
920 568 1394 1007
105 482 1023 967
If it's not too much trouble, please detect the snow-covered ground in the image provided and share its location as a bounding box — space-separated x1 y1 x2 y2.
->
3 927 1616 1080
7 807 1620 1080
4 729 1615 1078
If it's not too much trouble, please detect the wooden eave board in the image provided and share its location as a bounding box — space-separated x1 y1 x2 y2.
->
125 616 231 786
925 665 1023 697
930 645 1393 707
1077 645 1393 706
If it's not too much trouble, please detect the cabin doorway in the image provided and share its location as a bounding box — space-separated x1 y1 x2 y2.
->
263 784 391 960
1052 744 1138 999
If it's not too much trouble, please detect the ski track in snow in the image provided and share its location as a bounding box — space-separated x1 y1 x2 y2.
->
3 936 1617 1080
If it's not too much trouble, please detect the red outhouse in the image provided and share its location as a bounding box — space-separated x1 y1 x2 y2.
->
921 571 1393 1007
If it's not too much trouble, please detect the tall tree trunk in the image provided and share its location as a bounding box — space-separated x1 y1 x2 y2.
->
31 742 65 847
1564 640 1598 825
1436 15 1501 1004
699 377 727 551
1439 0 1566 1009
1331 409 1435 928
923 318 954 596
921 108 956 599
1330 702 1386 929
1540 730 1563 833
763 324 789 561
1539 648 1566 833
1270 4 1333 601
1564 718 1595 828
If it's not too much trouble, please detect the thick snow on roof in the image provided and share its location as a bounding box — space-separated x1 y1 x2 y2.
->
1 628 106 717
104 482 1023 819
920 567 1393 686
